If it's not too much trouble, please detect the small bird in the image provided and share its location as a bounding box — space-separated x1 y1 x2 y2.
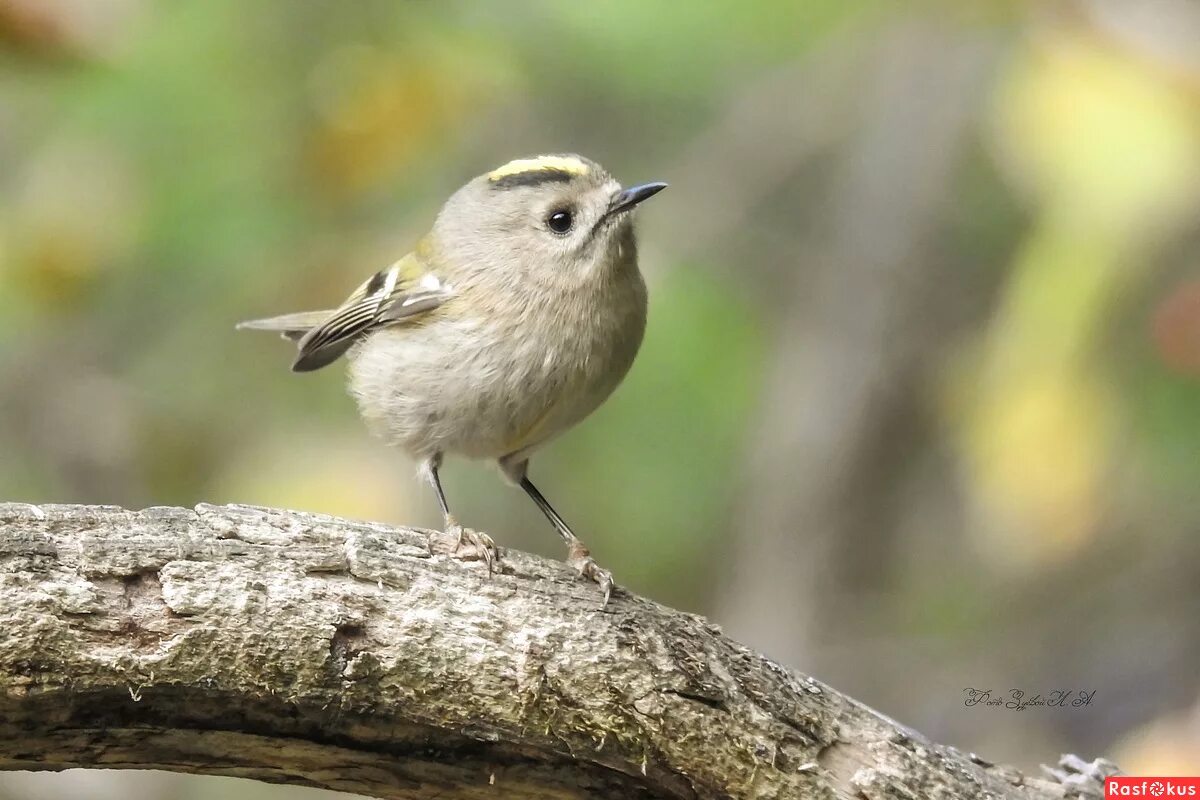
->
238 154 666 603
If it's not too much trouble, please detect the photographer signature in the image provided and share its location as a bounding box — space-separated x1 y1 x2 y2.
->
962 688 1096 710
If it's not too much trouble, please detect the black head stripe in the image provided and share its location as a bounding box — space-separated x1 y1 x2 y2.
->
490 168 576 190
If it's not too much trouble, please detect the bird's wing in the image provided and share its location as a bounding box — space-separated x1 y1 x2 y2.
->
236 310 335 341
291 254 451 373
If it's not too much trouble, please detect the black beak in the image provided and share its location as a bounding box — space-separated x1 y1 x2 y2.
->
608 181 668 217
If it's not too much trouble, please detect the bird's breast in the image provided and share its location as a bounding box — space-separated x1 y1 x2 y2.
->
348 270 646 460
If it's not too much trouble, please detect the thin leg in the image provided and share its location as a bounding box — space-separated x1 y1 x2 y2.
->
519 476 581 546
420 454 496 572
517 472 614 606
424 453 452 521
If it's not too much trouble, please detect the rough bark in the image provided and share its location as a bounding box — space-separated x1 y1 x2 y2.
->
0 502 1115 799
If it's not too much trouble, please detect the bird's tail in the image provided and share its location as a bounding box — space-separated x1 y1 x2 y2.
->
236 310 334 342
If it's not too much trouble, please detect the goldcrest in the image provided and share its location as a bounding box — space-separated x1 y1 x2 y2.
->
239 154 666 603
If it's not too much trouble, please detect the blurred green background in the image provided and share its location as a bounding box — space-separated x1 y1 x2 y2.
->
2 1 1199 795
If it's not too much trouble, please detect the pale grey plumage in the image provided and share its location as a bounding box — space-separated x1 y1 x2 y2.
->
238 154 665 604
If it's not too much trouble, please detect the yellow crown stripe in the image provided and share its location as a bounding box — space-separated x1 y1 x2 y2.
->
487 155 589 181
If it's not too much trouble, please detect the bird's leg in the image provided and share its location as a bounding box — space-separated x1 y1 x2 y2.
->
421 454 496 572
510 463 613 606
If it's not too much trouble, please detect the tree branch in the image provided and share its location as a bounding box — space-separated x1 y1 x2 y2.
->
0 503 1114 799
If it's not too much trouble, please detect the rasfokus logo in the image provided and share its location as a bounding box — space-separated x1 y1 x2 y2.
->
1107 778 1200 797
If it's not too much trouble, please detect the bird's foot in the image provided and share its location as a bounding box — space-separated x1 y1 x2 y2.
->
566 540 614 607
429 520 498 574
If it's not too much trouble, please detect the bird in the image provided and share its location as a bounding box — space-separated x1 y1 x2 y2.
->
238 154 666 604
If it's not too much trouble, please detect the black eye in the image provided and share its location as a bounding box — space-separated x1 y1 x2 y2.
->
546 208 573 234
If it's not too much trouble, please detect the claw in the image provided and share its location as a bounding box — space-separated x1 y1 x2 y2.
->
566 542 614 607
430 523 499 574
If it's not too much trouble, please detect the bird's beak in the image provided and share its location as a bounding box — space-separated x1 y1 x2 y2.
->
608 181 668 217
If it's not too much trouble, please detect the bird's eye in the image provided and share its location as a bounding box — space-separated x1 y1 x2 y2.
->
546 208 574 234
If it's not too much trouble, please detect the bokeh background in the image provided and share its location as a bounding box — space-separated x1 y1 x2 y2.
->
2 0 1199 796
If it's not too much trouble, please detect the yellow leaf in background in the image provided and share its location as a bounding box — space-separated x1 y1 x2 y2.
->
949 20 1200 571
944 224 1118 570
990 224 1121 373
7 136 143 311
306 39 515 198
992 28 1200 239
12 232 96 308
960 367 1112 567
